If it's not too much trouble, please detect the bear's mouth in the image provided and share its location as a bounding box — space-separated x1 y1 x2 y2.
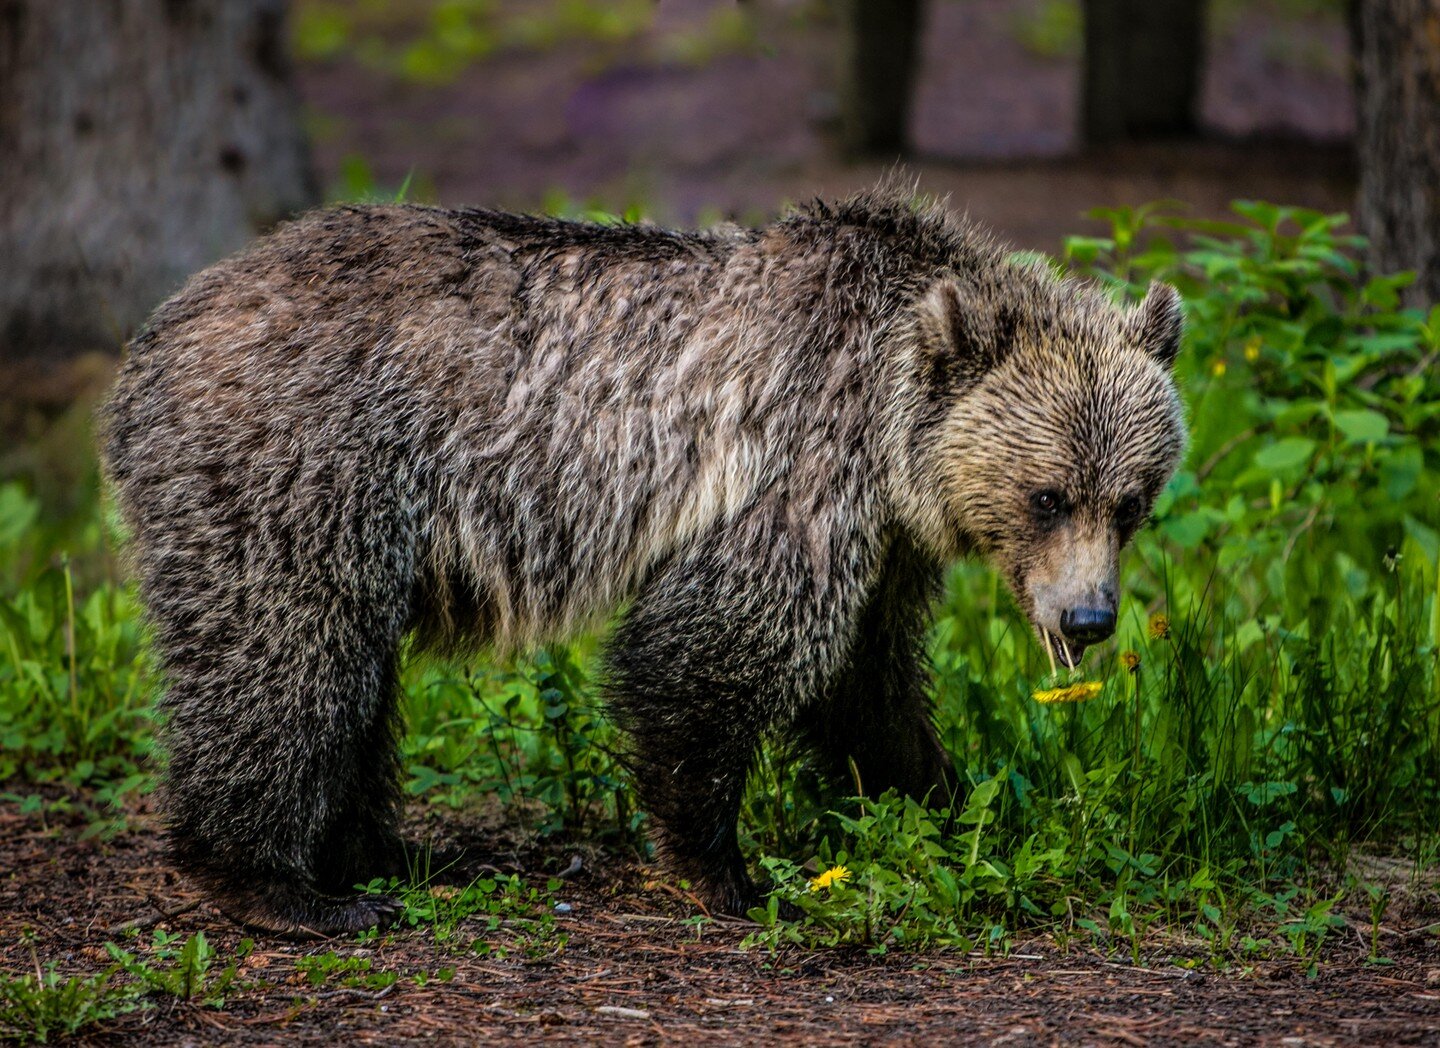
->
1039 628 1085 670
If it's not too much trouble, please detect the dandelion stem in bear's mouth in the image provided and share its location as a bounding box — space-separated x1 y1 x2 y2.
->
1042 630 1057 679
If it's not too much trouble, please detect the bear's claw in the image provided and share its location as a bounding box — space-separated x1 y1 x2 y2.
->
225 887 407 939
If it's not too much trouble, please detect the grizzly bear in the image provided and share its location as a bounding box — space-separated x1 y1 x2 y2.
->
100 187 1187 936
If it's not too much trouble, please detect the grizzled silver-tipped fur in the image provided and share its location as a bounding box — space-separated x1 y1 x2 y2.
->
100 186 1186 936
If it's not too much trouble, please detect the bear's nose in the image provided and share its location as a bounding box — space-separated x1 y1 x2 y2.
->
1060 606 1116 644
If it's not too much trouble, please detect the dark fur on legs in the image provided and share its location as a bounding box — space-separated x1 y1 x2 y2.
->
160 614 413 936
606 501 878 916
110 395 422 935
799 532 956 810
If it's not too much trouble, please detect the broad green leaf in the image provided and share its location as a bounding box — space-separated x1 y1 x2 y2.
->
1380 446 1424 501
1332 409 1389 443
1403 515 1440 564
1161 511 1211 549
1253 437 1316 471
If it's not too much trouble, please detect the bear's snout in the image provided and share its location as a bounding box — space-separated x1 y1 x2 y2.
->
1059 606 1117 645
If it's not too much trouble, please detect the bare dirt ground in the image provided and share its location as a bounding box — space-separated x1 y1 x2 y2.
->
4 793 1439 1046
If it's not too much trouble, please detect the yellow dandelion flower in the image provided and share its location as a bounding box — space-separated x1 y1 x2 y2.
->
1120 650 1141 673
1148 612 1171 640
1031 681 1103 705
1210 359 1227 378
1243 336 1262 363
808 865 851 892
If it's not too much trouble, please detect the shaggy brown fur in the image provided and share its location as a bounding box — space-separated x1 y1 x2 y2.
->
100 187 1186 936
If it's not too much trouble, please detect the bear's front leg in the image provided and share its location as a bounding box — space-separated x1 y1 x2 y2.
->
609 675 767 914
605 508 874 916
799 532 956 809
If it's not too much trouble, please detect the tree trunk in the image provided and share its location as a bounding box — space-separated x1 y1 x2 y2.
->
837 0 924 157
1352 0 1440 307
1081 0 1206 144
0 0 317 361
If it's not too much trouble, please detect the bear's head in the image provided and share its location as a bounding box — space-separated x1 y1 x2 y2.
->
899 275 1188 667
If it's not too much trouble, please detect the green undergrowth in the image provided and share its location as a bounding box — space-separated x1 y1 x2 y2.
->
356 871 571 958
1 197 1437 1014
0 874 565 1040
1 894 547 1042
292 0 770 86
0 930 251 1042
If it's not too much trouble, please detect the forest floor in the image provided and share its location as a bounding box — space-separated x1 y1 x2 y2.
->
4 793 1439 1046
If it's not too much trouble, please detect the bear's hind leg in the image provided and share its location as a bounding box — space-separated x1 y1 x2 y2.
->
154 549 416 937
314 659 409 896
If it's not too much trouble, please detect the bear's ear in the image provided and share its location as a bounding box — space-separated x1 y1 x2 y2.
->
918 277 1017 392
1128 282 1183 368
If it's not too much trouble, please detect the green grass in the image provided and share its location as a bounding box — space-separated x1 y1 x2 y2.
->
1 198 1437 1015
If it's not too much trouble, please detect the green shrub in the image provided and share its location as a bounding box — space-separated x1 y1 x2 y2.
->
1066 200 1439 585
402 646 635 839
104 932 250 1006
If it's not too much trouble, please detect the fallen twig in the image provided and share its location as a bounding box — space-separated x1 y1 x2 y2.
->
105 898 202 936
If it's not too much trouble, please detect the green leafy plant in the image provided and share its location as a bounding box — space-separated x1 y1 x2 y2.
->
103 933 251 1006
294 952 400 991
403 648 634 839
746 785 1030 954
0 933 141 1045
358 873 569 958
0 485 153 788
1065 200 1439 584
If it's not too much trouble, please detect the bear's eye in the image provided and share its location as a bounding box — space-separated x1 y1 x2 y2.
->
1115 494 1144 531
1030 489 1068 522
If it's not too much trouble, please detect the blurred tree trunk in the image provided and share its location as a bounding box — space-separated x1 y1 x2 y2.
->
837 0 924 157
0 0 317 362
1082 0 1206 144
1351 0 1440 306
